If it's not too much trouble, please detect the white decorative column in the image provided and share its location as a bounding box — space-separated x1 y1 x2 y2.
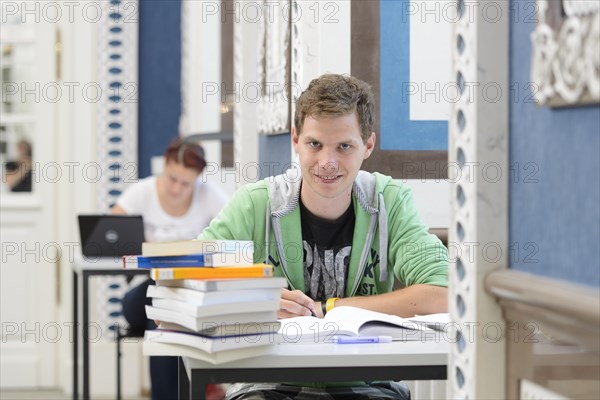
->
290 0 303 129
256 0 290 135
95 0 139 339
233 1 260 185
449 1 509 398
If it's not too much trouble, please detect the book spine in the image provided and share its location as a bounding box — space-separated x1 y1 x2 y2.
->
122 255 139 269
137 254 210 268
150 265 273 281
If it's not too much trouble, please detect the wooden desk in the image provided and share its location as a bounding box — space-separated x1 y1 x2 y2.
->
169 340 449 400
72 255 148 400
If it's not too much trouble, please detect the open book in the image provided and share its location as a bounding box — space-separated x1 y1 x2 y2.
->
278 306 449 344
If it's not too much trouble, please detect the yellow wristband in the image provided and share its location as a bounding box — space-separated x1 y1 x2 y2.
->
325 297 339 313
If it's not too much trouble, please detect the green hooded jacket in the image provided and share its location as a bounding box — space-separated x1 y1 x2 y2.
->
199 169 448 294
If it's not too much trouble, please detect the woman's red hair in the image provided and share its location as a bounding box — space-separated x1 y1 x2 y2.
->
164 138 207 174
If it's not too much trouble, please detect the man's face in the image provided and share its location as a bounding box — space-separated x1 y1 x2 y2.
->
292 113 375 207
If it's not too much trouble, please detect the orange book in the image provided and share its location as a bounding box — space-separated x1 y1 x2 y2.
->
150 264 273 281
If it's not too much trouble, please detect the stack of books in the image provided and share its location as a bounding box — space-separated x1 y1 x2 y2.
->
123 240 287 363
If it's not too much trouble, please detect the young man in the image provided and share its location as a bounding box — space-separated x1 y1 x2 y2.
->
199 74 448 399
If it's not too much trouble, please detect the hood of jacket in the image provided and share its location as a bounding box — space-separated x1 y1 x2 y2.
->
265 168 392 295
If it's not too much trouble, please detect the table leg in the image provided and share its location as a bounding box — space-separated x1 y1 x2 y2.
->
178 357 190 400
190 369 206 400
179 357 207 400
72 270 78 400
83 271 90 400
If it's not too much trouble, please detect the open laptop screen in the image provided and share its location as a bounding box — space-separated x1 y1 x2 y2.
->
78 215 144 258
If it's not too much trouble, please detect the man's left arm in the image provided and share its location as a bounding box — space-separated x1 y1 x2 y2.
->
316 284 447 318
316 184 449 318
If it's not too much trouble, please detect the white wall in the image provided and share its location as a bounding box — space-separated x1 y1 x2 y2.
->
55 5 145 397
404 180 451 229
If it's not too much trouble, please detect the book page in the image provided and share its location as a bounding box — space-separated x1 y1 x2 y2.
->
278 307 438 343
409 313 451 331
325 307 433 339
410 313 450 323
278 316 349 343
324 306 415 330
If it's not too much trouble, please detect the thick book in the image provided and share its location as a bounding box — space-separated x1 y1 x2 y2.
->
145 327 279 353
145 305 278 331
278 306 445 344
142 239 253 257
150 264 273 281
158 321 281 338
156 277 288 292
147 285 282 306
130 252 254 268
143 340 274 365
151 298 279 318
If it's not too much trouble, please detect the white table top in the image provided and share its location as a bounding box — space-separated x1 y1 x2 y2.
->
182 340 449 370
72 252 133 271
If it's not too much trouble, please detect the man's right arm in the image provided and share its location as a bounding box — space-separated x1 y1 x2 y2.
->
387 184 449 288
198 186 260 254
198 185 317 317
279 289 316 318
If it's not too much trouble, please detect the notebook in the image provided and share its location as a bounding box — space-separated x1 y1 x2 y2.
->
78 215 144 258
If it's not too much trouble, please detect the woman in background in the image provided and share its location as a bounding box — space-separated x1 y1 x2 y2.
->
112 138 227 241
113 138 229 400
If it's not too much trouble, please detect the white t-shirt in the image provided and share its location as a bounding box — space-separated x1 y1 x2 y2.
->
116 176 229 242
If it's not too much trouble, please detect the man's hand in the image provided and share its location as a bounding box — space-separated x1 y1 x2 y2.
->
278 289 316 319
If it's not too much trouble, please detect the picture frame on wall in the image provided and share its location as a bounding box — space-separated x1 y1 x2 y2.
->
531 0 600 107
257 0 291 135
356 0 449 180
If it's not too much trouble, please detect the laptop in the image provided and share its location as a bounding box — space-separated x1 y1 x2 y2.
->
78 215 145 258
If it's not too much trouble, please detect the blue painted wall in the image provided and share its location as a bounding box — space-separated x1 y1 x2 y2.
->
509 0 600 287
138 0 181 178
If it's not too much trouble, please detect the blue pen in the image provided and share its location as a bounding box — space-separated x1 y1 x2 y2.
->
333 335 393 344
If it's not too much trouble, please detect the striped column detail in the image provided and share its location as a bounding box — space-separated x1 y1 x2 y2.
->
95 0 139 338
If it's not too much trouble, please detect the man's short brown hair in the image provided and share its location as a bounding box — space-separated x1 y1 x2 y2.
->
294 74 375 143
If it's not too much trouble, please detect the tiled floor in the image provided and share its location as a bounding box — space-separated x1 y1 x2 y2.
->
0 390 69 400
0 390 149 400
